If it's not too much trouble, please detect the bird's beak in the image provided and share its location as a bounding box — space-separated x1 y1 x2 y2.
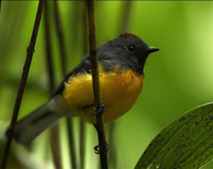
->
147 47 159 54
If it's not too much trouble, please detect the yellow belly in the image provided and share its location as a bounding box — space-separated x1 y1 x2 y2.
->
63 67 144 124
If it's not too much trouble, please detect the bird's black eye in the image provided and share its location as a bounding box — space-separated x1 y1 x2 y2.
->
128 45 135 52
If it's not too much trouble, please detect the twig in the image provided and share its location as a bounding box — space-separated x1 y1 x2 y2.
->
50 125 62 169
108 123 116 168
81 1 88 56
0 0 2 15
66 118 77 169
86 1 108 169
120 1 133 33
44 2 62 169
44 1 54 93
53 1 77 169
53 0 67 76
79 119 86 169
79 2 88 169
0 1 44 169
69 2 80 51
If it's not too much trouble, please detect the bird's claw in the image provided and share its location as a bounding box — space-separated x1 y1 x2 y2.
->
91 102 105 116
94 142 109 154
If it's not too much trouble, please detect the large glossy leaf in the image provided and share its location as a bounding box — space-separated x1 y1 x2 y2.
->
135 103 213 169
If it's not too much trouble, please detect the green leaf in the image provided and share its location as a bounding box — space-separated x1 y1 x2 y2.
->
135 103 213 169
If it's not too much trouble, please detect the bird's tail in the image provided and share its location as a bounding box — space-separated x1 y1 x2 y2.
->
12 97 66 145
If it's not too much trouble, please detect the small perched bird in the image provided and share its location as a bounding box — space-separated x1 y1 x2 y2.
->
12 33 159 144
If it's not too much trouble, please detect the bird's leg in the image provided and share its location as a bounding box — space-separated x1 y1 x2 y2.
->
94 141 109 154
91 102 105 116
92 102 109 154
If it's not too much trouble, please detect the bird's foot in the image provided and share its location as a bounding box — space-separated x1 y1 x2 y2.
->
91 102 105 116
94 142 109 154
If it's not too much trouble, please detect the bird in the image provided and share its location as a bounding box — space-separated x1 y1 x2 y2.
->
12 33 159 144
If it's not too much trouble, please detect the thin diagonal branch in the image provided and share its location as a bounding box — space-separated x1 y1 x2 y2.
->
44 2 62 169
86 1 108 169
0 1 44 169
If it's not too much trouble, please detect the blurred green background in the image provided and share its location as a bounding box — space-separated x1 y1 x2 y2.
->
0 1 213 169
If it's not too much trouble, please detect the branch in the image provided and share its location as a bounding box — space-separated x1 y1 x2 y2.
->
44 2 55 93
66 119 77 169
0 1 44 169
79 3 88 169
86 1 108 169
0 0 2 15
120 1 133 33
44 2 62 169
53 1 77 169
53 0 67 76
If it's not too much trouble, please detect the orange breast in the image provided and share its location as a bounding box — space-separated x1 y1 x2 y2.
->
63 67 144 124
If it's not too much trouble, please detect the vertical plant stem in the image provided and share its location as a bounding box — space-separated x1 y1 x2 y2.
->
0 0 1 15
44 1 54 93
81 1 88 56
50 126 62 169
108 123 116 168
79 3 88 169
53 1 77 169
66 119 77 169
44 2 62 169
79 119 86 169
120 1 133 33
86 1 108 169
0 1 44 169
53 0 67 75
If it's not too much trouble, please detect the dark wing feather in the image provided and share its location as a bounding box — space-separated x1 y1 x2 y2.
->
52 46 118 97
52 58 91 97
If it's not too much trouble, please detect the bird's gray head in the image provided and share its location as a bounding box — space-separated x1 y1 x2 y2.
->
98 33 159 74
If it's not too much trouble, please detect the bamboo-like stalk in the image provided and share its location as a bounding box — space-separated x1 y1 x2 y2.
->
79 119 86 169
86 1 108 169
0 1 44 169
53 0 67 76
53 1 77 169
0 0 2 14
44 1 54 93
66 119 77 169
44 2 62 169
120 1 133 33
108 123 116 168
79 2 88 169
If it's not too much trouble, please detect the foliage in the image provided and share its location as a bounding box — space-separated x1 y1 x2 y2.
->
135 103 213 169
0 1 213 169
